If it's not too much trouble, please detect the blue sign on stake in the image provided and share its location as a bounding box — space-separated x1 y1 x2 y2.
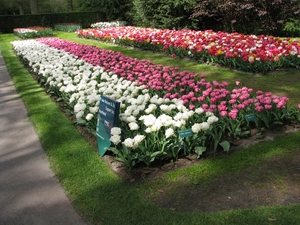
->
179 129 193 155
245 113 257 122
179 129 193 138
96 95 120 156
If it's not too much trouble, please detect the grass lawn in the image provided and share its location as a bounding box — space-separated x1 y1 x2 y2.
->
0 32 299 225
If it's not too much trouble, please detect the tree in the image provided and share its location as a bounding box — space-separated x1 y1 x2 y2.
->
191 0 300 35
0 0 26 15
191 0 255 33
132 0 199 29
75 0 132 22
252 0 300 34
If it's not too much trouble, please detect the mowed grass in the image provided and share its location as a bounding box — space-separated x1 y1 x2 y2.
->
0 32 299 225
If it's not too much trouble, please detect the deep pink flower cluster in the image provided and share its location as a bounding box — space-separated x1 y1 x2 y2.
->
37 38 293 121
38 37 205 102
76 26 300 63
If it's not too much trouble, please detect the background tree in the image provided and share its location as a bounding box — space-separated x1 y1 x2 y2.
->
191 0 300 35
252 0 300 35
0 0 29 15
93 0 132 22
191 0 258 33
132 0 199 29
0 0 39 14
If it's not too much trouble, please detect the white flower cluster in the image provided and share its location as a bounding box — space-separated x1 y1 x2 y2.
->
110 126 145 149
122 135 145 149
110 127 122 145
14 28 38 34
90 21 126 29
12 40 101 121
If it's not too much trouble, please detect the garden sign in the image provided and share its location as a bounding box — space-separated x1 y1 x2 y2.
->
96 95 120 156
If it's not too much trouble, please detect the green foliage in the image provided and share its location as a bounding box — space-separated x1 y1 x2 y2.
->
194 146 206 158
108 146 139 170
284 19 300 37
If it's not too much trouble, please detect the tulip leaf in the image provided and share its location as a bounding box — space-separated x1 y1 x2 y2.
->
219 141 230 153
195 146 206 159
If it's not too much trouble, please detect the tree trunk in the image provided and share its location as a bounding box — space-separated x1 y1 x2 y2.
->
68 0 74 12
17 0 25 15
30 0 39 14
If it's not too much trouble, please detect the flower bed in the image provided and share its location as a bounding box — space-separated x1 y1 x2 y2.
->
76 26 300 73
13 27 53 39
54 23 81 32
12 38 300 169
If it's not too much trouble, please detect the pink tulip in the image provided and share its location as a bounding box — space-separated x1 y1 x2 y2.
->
264 105 272 110
255 106 264 112
229 109 238 120
237 104 245 109
218 104 227 111
202 104 209 111
256 90 264 95
277 101 286 108
189 104 196 110
220 111 228 117
197 96 205 102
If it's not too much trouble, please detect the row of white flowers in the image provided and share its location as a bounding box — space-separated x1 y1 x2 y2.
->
14 28 38 34
12 39 220 166
90 21 127 29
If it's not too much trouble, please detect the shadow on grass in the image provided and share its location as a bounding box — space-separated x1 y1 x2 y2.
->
141 130 300 213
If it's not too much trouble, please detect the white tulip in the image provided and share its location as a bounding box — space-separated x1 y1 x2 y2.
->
111 127 121 135
110 135 121 145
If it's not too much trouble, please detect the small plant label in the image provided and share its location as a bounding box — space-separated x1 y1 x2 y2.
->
245 113 257 122
96 95 120 156
179 129 193 138
179 129 193 155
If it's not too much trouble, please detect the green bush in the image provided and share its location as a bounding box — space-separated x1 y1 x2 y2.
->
54 23 81 32
283 19 300 37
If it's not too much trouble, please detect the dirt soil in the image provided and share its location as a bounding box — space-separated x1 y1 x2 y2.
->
77 121 300 213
